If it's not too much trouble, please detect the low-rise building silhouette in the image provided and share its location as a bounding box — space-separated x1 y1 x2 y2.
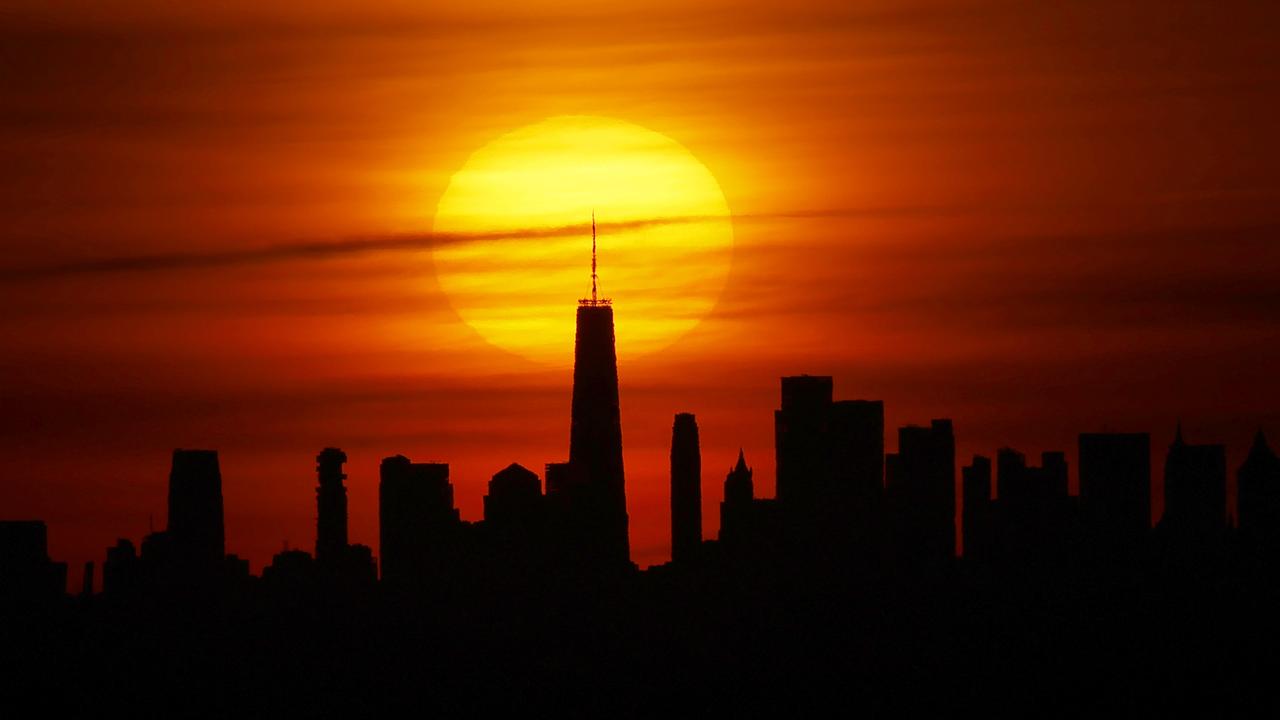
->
0 521 66 604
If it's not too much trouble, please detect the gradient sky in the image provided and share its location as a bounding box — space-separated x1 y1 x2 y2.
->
3 0 1278 574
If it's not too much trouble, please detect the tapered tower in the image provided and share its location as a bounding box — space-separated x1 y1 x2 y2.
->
567 213 630 568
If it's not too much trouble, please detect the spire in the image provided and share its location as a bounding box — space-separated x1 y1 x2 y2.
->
1173 420 1185 448
1248 428 1274 461
591 210 598 304
733 448 749 474
578 211 610 306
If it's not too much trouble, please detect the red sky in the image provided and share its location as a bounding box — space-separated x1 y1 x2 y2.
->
2 1 1278 574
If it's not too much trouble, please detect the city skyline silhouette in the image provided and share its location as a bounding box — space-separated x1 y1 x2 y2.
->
3 2 1279 713
4 263 1279 713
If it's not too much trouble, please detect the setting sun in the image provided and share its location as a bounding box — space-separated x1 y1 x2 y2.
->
431 115 734 365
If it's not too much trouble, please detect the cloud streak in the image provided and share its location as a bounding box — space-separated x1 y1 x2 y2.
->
0 206 945 282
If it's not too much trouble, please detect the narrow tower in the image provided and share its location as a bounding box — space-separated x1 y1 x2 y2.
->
567 213 630 568
670 413 702 564
315 447 349 567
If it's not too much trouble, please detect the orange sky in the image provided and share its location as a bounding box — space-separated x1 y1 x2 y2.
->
2 1 1279 574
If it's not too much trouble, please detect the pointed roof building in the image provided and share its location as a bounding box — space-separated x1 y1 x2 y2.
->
1239 430 1280 543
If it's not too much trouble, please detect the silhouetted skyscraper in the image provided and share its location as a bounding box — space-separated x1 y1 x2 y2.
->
990 447 1071 562
1159 425 1226 538
167 449 225 566
1079 432 1151 542
1238 430 1280 547
775 375 833 506
720 450 754 546
315 447 349 568
774 376 885 545
831 400 885 506
962 455 993 560
379 455 459 586
565 220 630 569
670 413 702 564
886 420 956 562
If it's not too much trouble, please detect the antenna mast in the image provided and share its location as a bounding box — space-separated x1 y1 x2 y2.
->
580 210 609 306
591 210 598 303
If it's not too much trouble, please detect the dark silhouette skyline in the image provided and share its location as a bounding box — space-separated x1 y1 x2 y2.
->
4 250 1280 716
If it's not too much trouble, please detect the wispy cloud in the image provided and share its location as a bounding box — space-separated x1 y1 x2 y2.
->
0 206 947 282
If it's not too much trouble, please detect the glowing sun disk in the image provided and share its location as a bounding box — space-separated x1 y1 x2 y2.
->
432 115 734 365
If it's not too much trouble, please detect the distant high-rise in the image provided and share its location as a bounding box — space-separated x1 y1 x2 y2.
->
961 455 993 560
167 449 225 566
315 447 349 567
885 420 956 561
719 450 755 546
1159 425 1226 537
565 216 630 569
1079 432 1151 541
991 447 1071 561
670 413 702 564
378 455 459 585
774 376 885 532
775 375 834 506
831 400 885 506
1237 431 1280 546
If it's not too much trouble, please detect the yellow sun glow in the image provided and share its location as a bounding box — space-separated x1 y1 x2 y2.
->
432 115 734 365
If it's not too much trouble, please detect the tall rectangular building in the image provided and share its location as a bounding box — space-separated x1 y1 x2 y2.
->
888 420 957 562
670 413 702 564
831 400 885 505
774 375 833 506
379 455 459 585
167 449 225 566
775 377 884 509
961 455 993 561
315 447 349 568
